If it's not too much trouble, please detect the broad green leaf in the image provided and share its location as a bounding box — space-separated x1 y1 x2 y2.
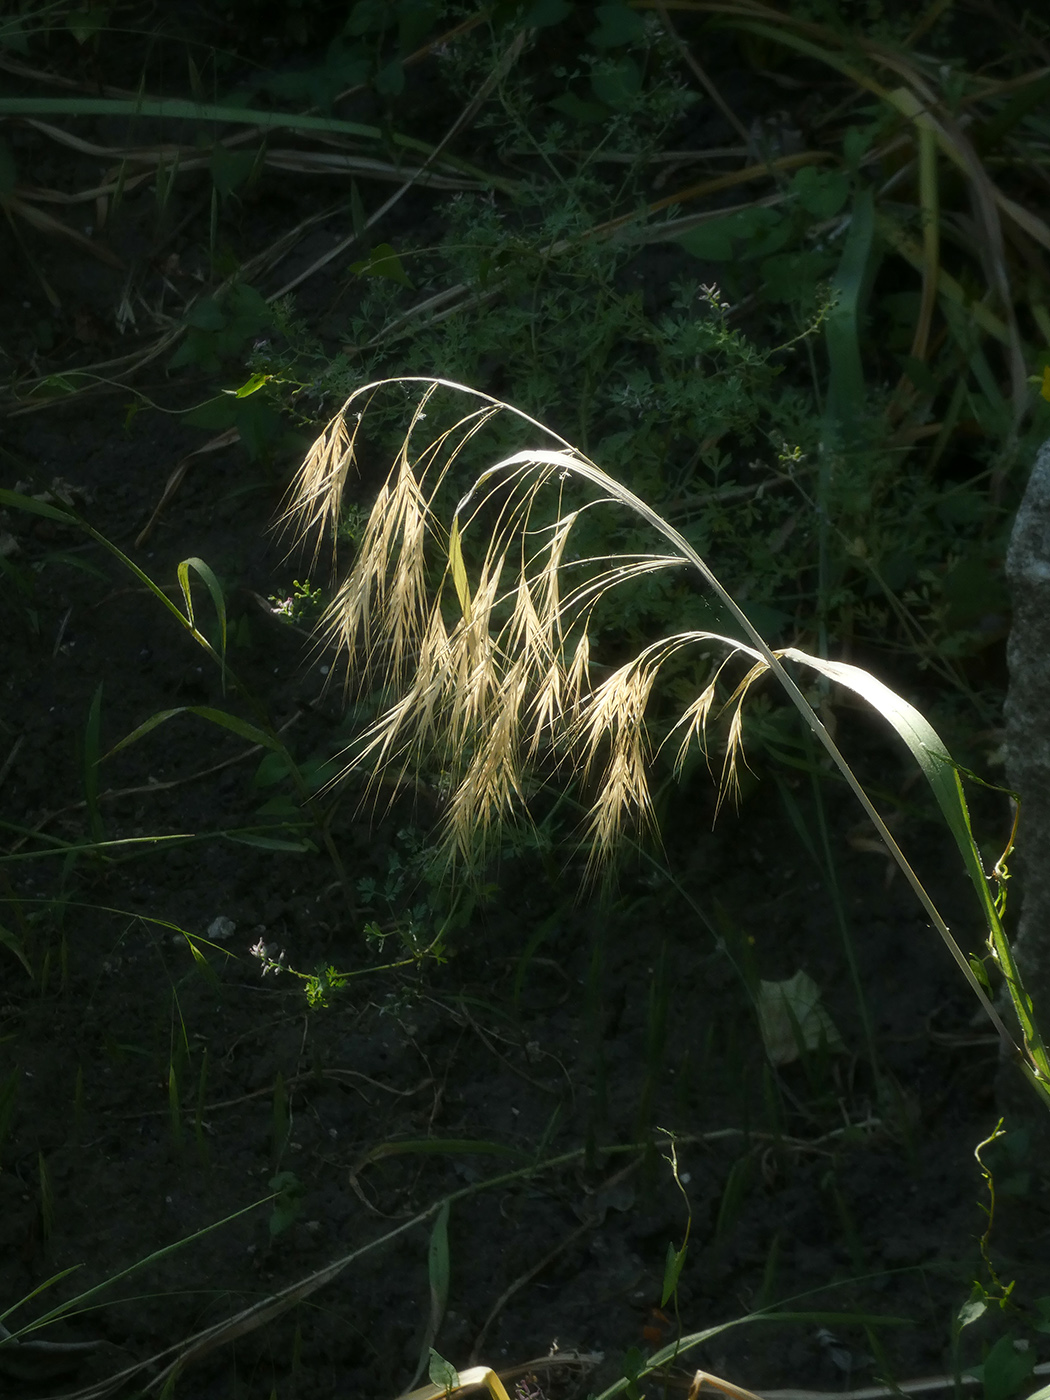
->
184 297 226 331
427 1349 459 1392
591 55 641 109
979 1334 1035 1400
345 0 393 35
231 373 271 399
792 165 849 218
678 207 784 262
66 7 109 44
210 143 259 198
399 2 440 52
957 1292 987 1329
350 242 412 286
590 1 646 47
516 0 572 28
661 1241 688 1307
254 751 294 787
374 59 405 97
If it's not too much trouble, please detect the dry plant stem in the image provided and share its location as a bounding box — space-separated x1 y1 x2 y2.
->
297 376 1049 1101
456 440 1014 1044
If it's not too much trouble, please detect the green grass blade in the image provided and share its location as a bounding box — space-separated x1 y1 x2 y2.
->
409 1201 451 1389
780 647 1050 1089
103 705 283 759
1 1196 274 1339
0 488 77 524
177 558 227 693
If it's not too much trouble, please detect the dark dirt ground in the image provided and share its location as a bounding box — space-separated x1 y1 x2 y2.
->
3 10 1050 1400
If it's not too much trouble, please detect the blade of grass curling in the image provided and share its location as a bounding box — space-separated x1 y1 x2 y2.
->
178 558 227 694
0 490 225 665
409 1200 451 1389
779 648 1050 1095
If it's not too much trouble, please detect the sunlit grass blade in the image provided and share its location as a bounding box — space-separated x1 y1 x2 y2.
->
177 557 227 694
103 705 284 759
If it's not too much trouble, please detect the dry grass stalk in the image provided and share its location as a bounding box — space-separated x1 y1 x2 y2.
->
285 377 1050 1100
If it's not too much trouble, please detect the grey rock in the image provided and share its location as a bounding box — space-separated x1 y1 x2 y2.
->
1004 438 1050 1079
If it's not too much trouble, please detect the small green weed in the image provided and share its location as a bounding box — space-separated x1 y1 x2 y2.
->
268 577 325 627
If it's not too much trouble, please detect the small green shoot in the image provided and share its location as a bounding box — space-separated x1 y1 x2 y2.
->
268 1171 304 1239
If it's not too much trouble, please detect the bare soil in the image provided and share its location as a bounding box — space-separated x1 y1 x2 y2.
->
2 10 1050 1398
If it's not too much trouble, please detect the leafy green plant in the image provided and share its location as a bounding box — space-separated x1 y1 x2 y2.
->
268 576 325 627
